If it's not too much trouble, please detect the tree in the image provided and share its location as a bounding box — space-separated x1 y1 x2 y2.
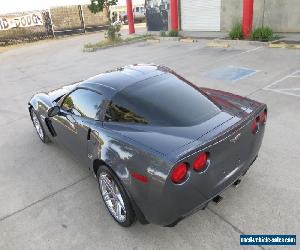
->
88 0 118 21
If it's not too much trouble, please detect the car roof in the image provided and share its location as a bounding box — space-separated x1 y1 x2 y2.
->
78 64 172 98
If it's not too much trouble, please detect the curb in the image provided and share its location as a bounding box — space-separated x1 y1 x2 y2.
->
268 42 300 49
207 41 230 48
180 38 197 43
146 39 160 43
292 44 300 49
211 39 269 47
83 37 149 52
159 37 180 41
268 43 287 48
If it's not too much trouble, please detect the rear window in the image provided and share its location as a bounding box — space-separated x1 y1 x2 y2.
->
105 73 220 126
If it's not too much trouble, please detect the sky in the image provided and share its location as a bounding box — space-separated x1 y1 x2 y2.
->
0 0 145 14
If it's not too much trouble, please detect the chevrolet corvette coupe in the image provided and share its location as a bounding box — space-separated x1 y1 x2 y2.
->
28 64 267 227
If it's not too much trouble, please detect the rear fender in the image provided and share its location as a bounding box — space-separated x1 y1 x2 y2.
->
88 128 172 224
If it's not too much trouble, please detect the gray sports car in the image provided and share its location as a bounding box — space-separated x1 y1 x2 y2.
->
28 64 267 227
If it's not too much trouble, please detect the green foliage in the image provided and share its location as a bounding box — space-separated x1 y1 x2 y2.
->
160 30 167 37
63 96 74 110
168 29 178 37
106 24 121 41
229 23 243 40
88 0 118 20
251 26 274 41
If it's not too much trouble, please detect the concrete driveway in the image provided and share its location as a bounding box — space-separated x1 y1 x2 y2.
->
0 32 299 250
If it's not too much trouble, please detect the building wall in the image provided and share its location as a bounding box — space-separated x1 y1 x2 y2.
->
262 0 300 32
50 5 108 31
221 0 300 32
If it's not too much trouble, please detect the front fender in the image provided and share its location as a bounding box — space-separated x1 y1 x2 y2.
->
28 93 55 137
29 93 53 114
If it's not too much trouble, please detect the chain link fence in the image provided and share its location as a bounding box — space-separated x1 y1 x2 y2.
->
0 5 108 46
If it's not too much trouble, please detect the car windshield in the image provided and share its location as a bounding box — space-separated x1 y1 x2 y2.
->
108 73 221 127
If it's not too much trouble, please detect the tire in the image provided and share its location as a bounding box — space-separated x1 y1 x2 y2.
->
30 108 51 143
97 165 136 227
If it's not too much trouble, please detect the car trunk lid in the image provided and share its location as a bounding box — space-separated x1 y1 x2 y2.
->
169 107 266 201
103 111 234 156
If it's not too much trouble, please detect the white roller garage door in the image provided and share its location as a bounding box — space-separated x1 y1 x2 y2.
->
181 0 221 31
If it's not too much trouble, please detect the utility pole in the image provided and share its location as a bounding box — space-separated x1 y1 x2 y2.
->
78 5 86 33
242 0 254 39
170 0 179 31
126 0 135 34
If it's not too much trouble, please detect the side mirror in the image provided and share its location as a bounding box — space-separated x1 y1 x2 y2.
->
48 106 60 117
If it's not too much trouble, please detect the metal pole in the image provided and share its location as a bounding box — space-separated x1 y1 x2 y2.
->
48 8 55 38
79 5 86 33
178 0 181 31
242 0 254 39
262 0 266 27
126 0 135 34
170 0 178 31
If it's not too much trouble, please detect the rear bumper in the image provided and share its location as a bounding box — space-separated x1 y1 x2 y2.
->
166 155 257 227
141 154 258 226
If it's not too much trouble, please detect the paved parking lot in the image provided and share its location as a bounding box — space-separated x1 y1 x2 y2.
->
0 32 299 249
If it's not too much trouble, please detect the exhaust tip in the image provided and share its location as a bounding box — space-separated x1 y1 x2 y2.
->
233 179 241 187
212 195 223 204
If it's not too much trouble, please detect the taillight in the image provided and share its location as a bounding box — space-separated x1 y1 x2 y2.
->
171 162 188 184
193 152 208 172
260 109 267 125
251 116 260 134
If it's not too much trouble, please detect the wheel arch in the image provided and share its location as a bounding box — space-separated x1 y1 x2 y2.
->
92 158 149 224
28 98 39 112
92 159 107 177
28 104 34 119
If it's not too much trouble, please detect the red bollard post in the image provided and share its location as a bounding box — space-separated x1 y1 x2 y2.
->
126 0 135 34
170 0 178 31
242 0 254 39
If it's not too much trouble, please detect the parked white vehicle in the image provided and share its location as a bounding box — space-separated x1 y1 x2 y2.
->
133 6 146 21
110 5 145 24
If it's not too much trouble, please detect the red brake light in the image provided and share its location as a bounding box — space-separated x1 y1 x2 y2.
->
260 109 267 125
171 163 188 184
251 116 259 134
193 152 208 172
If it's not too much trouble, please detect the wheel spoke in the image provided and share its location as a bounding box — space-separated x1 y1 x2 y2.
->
115 194 125 211
102 176 115 193
116 202 122 219
32 112 44 140
99 172 127 223
102 190 115 202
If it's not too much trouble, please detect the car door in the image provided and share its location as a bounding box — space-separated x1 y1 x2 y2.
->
50 88 104 164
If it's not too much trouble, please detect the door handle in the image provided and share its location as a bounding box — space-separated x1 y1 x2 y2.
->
87 128 92 140
87 128 97 145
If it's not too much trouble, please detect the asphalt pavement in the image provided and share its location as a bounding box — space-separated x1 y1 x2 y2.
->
0 30 299 249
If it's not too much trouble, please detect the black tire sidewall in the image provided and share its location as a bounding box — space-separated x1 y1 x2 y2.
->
97 165 135 227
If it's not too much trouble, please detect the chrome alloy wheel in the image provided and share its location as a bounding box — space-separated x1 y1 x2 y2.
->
99 172 127 222
32 112 44 140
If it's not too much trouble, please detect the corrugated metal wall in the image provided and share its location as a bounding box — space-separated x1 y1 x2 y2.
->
181 0 221 31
